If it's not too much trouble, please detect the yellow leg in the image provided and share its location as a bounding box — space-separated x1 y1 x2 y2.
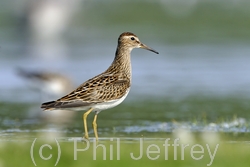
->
93 113 98 141
83 108 93 139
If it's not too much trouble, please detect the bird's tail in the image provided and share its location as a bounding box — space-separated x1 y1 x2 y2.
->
41 101 57 110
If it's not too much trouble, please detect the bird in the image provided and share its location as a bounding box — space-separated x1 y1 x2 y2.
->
41 32 159 140
17 68 73 99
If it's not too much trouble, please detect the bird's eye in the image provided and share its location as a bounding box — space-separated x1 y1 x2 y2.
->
131 37 135 40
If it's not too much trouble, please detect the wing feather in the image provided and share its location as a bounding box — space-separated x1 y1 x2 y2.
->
41 72 130 109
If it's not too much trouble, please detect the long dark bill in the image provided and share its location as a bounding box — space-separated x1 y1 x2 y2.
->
140 43 159 54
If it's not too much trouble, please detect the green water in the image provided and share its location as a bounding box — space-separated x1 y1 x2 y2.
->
1 0 250 166
1 95 250 166
1 96 250 136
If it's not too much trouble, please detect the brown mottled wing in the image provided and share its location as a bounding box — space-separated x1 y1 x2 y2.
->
42 73 130 109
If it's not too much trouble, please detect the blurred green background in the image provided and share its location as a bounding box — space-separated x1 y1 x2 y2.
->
0 0 250 166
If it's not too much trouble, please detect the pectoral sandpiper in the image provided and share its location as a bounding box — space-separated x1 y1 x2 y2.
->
41 32 159 140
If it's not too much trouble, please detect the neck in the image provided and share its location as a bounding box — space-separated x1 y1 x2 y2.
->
106 44 132 78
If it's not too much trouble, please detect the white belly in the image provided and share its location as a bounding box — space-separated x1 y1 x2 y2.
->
66 89 130 112
94 89 130 111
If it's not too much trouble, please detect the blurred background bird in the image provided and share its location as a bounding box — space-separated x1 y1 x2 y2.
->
16 68 76 128
16 68 74 101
